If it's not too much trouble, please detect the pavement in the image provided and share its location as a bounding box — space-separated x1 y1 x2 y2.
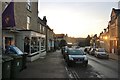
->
16 50 69 78
108 53 119 61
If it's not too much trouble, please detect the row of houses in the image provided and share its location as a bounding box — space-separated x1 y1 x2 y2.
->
99 8 120 55
2 1 55 62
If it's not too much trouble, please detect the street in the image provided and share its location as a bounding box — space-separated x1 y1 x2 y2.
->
16 50 119 79
65 48 119 79
1 1 120 80
66 54 118 78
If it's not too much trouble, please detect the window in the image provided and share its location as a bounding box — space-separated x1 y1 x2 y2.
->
31 37 39 53
27 0 31 10
27 16 31 30
43 27 44 32
40 24 41 32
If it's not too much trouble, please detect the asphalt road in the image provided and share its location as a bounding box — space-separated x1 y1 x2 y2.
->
87 54 118 78
65 49 119 79
16 49 119 79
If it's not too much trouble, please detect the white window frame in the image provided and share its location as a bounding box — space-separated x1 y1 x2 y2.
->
27 16 31 30
27 0 31 10
40 24 41 32
43 27 44 32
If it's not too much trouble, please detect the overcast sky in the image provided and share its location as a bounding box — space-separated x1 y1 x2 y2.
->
38 0 119 38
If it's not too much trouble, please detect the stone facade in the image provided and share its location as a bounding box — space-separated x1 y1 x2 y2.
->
2 2 38 30
44 25 54 52
99 8 120 54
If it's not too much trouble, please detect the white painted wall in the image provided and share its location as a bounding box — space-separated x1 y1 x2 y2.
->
0 1 2 79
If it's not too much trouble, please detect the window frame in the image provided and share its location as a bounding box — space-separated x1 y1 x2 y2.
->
27 16 31 30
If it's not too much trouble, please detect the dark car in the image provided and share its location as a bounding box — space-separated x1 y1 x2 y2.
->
89 48 96 55
95 48 109 59
61 46 65 54
61 46 70 59
84 47 91 54
65 48 88 67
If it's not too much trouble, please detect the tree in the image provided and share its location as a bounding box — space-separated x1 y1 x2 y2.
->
59 39 67 48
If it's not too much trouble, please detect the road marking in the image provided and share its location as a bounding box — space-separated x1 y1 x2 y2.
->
65 66 74 78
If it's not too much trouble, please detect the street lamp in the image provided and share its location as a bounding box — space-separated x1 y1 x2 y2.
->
104 36 108 40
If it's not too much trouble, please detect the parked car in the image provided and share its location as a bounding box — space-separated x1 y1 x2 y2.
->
94 48 109 59
63 47 69 59
84 47 91 54
61 46 65 54
65 48 88 67
89 48 96 55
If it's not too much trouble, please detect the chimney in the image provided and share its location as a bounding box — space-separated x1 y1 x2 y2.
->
104 28 106 32
43 16 47 25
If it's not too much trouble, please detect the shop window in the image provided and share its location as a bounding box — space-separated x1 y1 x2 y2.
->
31 37 39 53
5 37 14 49
24 37 30 53
41 38 45 50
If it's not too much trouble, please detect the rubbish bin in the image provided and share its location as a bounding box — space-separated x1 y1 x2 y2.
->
21 53 28 70
5 45 27 70
8 54 22 79
2 55 13 79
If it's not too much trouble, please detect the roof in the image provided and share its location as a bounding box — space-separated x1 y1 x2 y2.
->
38 17 46 26
55 34 65 38
113 8 120 16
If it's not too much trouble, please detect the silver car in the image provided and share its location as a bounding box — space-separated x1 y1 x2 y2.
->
95 48 109 59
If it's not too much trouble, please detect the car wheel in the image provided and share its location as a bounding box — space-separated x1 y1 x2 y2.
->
67 62 72 67
84 63 88 67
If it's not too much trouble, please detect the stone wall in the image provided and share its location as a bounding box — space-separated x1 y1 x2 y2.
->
0 1 2 79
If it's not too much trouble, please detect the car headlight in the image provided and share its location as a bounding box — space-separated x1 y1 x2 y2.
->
65 50 67 53
84 57 88 60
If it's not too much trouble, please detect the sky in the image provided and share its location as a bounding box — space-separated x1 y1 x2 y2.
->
38 0 119 38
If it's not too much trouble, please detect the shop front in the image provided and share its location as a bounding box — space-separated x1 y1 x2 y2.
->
48 39 54 52
2 29 17 51
16 30 46 61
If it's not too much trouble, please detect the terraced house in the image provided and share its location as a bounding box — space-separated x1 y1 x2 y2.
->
2 1 54 61
99 8 120 55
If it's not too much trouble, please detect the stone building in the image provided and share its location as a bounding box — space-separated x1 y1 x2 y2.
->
2 1 47 61
99 8 120 54
2 1 56 61
45 26 54 52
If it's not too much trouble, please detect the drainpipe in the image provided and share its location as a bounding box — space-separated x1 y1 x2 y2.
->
45 26 48 52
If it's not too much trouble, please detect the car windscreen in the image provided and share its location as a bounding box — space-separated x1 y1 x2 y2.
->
98 49 105 52
68 50 85 55
13 46 23 55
